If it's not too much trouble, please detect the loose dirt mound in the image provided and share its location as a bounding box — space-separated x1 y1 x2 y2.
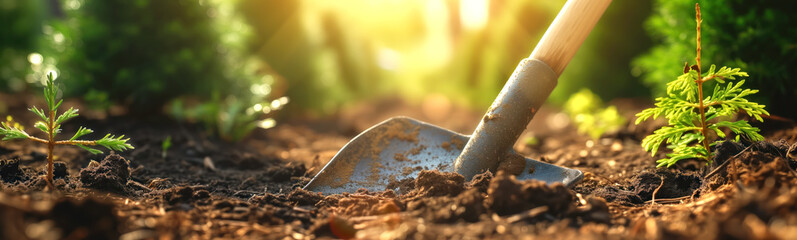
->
411 170 465 197
486 172 574 216
0 159 24 183
79 154 131 193
632 170 701 201
711 141 797 189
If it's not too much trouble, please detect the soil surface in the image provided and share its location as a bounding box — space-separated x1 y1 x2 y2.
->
1 95 796 239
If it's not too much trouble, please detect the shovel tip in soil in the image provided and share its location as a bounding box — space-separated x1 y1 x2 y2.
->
304 117 583 195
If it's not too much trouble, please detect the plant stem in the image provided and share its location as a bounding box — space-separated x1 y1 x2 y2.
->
46 103 55 187
694 3 712 161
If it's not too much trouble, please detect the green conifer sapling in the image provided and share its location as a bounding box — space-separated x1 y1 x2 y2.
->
635 4 768 168
0 72 133 185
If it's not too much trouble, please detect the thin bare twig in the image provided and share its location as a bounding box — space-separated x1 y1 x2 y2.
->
705 145 753 179
645 196 688 204
783 142 797 175
650 176 665 205
690 186 700 202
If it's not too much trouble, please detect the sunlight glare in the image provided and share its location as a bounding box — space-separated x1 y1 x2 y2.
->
377 48 400 71
460 0 489 31
27 53 43 65
258 118 276 129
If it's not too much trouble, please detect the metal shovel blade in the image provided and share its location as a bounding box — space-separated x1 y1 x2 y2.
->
304 117 583 195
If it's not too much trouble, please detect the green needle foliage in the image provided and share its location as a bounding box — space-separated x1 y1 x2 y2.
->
635 4 768 168
0 72 133 186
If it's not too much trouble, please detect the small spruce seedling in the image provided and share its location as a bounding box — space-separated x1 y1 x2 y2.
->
0 72 133 186
161 135 171 159
635 4 768 168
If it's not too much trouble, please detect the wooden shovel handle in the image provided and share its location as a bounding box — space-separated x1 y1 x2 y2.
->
529 0 612 77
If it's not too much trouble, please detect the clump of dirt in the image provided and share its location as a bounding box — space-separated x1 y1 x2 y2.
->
384 170 611 229
731 151 795 187
79 154 131 193
386 177 415 194
707 140 797 190
712 140 747 165
264 162 307 182
497 153 526 175
331 193 402 217
287 187 324 206
632 170 701 201
53 162 68 179
485 172 574 216
250 192 292 208
591 186 642 205
393 153 411 162
0 159 24 183
159 186 212 206
411 170 465 197
450 136 465 150
467 170 493 193
407 188 486 223
725 143 797 188
440 141 452 151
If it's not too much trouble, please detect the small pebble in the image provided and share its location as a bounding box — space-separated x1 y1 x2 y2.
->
579 150 589 158
611 141 623 152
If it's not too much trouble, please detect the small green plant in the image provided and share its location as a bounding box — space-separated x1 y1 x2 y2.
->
634 0 796 119
563 89 627 139
0 72 133 186
161 135 172 159
635 4 768 168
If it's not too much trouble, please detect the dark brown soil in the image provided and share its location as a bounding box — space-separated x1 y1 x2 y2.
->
411 170 465 197
0 159 24 183
0 95 796 239
631 170 701 202
79 154 131 193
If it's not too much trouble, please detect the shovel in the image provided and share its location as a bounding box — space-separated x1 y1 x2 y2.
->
305 0 612 194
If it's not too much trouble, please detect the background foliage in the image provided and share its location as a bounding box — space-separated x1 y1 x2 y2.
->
54 0 266 111
2 0 795 140
634 0 797 118
36 0 280 140
239 0 654 113
563 89 626 140
0 0 47 92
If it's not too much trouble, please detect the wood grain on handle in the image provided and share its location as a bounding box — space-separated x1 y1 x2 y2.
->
529 0 612 77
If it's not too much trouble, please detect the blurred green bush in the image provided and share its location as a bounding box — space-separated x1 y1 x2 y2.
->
634 0 797 118
18 0 281 141
563 89 626 139
56 0 240 109
0 0 47 92
237 1 654 114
